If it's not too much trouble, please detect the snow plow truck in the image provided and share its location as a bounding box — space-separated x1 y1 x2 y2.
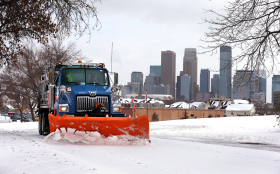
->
37 61 149 139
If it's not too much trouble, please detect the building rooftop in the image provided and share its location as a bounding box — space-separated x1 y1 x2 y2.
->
226 104 254 111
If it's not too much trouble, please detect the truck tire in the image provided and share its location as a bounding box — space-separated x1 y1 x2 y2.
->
42 112 50 135
38 114 43 135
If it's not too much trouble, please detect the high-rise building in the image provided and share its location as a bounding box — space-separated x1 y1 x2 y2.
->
131 72 143 95
219 46 232 98
161 50 176 97
258 70 267 103
211 74 220 95
233 70 260 100
144 74 160 94
176 75 192 100
200 69 210 93
121 85 131 97
273 91 280 108
272 75 280 103
154 84 168 95
183 48 197 101
150 65 161 83
127 82 140 94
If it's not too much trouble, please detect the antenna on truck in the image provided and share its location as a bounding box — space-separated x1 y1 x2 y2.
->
111 42 113 73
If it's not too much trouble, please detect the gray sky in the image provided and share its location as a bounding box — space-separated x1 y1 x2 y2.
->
68 0 274 102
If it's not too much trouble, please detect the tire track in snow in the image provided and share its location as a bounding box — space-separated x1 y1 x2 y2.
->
151 135 280 153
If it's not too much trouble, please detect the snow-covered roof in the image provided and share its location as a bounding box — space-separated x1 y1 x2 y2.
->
119 98 132 103
233 99 249 104
170 102 190 109
190 102 206 109
5 104 14 110
191 102 200 107
169 102 206 109
119 98 164 105
226 104 254 111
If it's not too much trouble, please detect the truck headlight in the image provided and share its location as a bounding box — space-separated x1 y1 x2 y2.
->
113 107 121 112
59 104 69 112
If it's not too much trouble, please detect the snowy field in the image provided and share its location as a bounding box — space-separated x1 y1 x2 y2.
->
0 115 280 174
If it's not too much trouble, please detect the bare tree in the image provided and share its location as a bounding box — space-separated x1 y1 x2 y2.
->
40 37 84 64
254 101 270 115
0 0 100 66
202 0 280 75
0 38 84 121
180 110 188 119
152 112 159 122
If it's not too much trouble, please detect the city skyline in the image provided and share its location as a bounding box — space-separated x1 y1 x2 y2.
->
66 0 276 103
122 46 270 104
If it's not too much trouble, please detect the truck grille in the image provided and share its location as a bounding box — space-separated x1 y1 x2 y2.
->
76 96 109 112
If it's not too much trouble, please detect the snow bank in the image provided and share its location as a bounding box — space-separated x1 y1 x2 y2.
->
45 128 150 145
150 115 280 145
0 115 11 123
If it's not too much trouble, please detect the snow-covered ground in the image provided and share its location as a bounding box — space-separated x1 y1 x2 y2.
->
0 115 280 174
0 115 11 123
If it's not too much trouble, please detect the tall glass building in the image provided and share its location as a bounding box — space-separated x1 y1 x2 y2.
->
144 74 160 94
219 46 232 98
258 70 267 103
272 75 280 103
211 74 220 95
183 48 197 101
176 75 192 100
200 69 210 93
131 72 143 95
161 50 176 97
150 65 161 83
233 70 259 100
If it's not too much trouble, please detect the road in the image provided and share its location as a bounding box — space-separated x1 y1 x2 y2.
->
1 125 280 174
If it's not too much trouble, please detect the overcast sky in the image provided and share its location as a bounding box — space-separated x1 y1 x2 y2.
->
68 0 274 102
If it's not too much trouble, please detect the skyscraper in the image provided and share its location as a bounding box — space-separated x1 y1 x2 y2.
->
219 46 232 98
127 82 141 94
272 75 280 103
183 48 197 101
211 74 220 95
154 84 168 95
233 70 260 100
176 75 192 100
144 74 160 94
150 65 161 83
131 72 143 95
258 70 267 103
200 69 210 93
161 50 176 97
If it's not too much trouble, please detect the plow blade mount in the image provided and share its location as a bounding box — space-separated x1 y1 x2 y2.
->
48 114 149 139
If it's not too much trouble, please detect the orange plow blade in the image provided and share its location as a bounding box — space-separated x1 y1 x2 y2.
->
48 114 149 139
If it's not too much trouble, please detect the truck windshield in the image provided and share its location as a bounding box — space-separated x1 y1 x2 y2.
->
61 68 109 86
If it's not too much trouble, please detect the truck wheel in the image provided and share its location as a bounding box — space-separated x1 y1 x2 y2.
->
42 112 50 135
38 114 43 135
